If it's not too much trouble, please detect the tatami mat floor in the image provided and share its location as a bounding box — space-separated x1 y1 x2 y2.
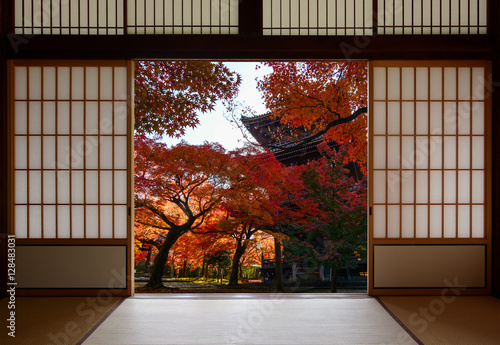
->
0 296 122 345
82 294 419 345
2 295 498 345
379 296 500 345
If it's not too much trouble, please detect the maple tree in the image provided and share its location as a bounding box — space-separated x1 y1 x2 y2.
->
282 142 367 292
256 62 367 169
135 136 239 288
217 148 313 286
135 61 241 137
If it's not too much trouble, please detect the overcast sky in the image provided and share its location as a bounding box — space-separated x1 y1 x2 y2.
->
162 62 272 150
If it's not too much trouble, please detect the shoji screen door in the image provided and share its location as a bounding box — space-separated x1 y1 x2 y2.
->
9 61 133 295
369 61 491 295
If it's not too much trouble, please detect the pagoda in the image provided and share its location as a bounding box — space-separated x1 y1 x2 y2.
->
241 113 362 179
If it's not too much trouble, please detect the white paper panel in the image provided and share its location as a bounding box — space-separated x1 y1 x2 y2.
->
114 102 128 134
387 137 400 169
29 102 42 134
29 67 42 100
86 102 99 134
373 102 386 135
28 136 42 168
57 136 70 169
443 205 457 238
72 206 85 238
86 136 100 169
43 171 56 204
373 68 386 100
114 136 128 169
429 171 442 204
444 68 457 100
471 102 485 135
100 67 114 100
401 205 414 238
387 68 400 100
15 206 28 238
114 67 128 100
43 102 56 134
401 137 414 169
71 136 85 169
415 136 428 169
71 171 85 204
100 137 113 169
401 171 414 204
415 67 428 100
373 136 386 170
86 206 100 238
15 171 27 204
114 171 128 204
100 171 114 204
415 102 428 134
443 102 457 134
29 205 42 238
72 67 85 100
401 68 414 100
415 171 428 203
15 67 27 100
429 68 443 100
401 102 414 135
100 205 114 238
15 102 27 134
429 136 443 169
429 205 442 238
429 102 442 134
472 136 484 169
472 171 484 204
457 205 470 238
57 171 71 204
458 102 471 134
57 102 70 134
43 67 56 100
86 67 99 100
373 205 386 238
443 171 457 204
386 205 399 238
443 136 456 169
415 205 428 238
43 205 57 238
57 67 71 100
457 171 471 204
15 136 27 169
28 171 41 204
458 68 471 100
472 67 485 100
100 102 113 134
386 171 400 204
86 171 99 204
458 136 470 169
57 205 71 238
471 205 484 238
387 103 400 135
114 205 128 239
72 102 85 134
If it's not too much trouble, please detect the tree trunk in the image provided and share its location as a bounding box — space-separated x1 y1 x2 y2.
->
228 243 247 286
274 237 284 292
330 269 338 293
146 232 180 288
182 260 187 277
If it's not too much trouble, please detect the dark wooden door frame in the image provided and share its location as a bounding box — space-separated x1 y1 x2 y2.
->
0 0 498 298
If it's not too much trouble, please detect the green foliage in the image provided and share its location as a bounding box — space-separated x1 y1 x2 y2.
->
282 143 367 272
206 249 232 272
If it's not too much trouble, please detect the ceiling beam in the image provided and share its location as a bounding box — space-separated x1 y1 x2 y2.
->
4 34 496 60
